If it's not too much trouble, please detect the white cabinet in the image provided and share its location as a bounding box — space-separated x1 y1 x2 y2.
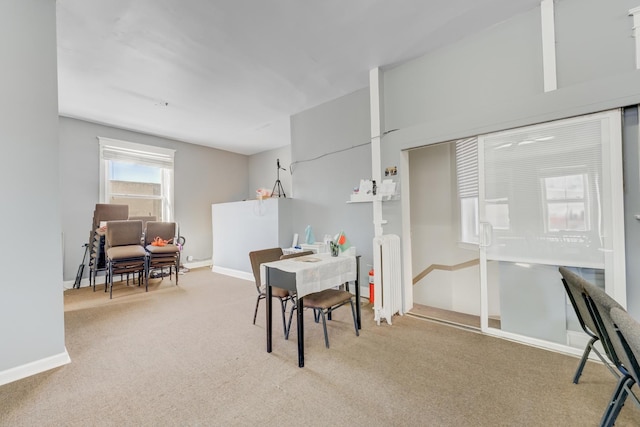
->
212 198 292 279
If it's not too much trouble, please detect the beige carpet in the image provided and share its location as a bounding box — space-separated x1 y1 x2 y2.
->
2 268 640 426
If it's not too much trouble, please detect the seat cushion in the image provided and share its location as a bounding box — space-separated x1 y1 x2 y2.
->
303 289 352 309
145 243 179 254
260 285 290 298
107 245 147 260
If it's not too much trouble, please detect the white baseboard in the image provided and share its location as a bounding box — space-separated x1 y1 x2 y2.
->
0 349 71 387
211 266 253 282
183 259 212 269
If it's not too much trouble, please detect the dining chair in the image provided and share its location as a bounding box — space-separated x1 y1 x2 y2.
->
89 203 129 290
249 248 295 336
283 252 359 348
558 267 618 383
144 221 180 285
105 220 148 299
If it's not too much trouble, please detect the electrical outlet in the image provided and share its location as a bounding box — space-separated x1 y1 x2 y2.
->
186 255 194 262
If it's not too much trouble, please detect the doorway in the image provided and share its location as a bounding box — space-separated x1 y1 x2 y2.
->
408 141 484 329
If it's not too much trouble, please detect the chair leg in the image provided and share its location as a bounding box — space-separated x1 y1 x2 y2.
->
601 374 633 427
574 336 597 384
253 295 263 325
319 310 329 348
349 300 359 337
285 300 297 340
278 298 288 337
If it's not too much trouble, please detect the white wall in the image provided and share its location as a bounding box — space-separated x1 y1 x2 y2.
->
59 117 249 281
380 0 640 314
249 145 292 199
290 88 374 272
0 0 69 385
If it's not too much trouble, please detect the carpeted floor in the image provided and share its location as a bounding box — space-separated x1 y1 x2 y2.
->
1 267 640 426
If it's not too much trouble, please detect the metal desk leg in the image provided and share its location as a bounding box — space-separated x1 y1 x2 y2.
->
297 296 304 368
266 267 273 353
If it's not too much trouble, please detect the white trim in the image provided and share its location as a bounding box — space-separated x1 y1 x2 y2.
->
400 149 414 313
630 6 640 69
369 67 385 238
211 266 254 282
184 259 212 270
541 0 558 92
98 137 175 157
0 350 71 387
604 109 627 307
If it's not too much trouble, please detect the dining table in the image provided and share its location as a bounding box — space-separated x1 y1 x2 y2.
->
262 253 361 367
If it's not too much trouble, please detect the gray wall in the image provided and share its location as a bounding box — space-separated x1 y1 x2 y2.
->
248 145 292 199
289 88 374 274
59 117 249 281
0 0 67 380
379 0 640 312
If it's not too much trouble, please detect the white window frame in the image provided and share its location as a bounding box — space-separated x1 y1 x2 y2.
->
98 137 175 221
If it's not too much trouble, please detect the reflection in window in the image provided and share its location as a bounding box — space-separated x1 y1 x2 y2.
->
543 174 588 231
485 198 510 230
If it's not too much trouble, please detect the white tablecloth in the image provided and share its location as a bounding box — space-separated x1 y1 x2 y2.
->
261 253 356 298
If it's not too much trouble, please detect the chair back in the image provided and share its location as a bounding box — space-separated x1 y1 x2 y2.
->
106 220 143 248
581 278 629 371
248 248 284 292
129 216 157 228
559 267 601 339
93 203 129 230
144 221 176 246
611 307 640 384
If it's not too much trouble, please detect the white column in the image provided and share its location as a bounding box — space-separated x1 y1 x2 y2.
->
630 6 640 69
369 68 384 238
541 0 557 92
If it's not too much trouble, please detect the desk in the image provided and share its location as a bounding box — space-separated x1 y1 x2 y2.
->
263 254 361 367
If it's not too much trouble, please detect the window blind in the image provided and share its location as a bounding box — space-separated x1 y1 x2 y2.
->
98 137 174 169
455 137 478 198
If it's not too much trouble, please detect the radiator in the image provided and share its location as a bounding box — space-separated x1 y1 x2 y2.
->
373 234 403 325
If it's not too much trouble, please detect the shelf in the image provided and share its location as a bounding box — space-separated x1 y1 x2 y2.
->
346 194 395 203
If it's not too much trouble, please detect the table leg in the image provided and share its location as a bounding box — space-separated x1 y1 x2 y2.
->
297 296 304 368
266 267 272 353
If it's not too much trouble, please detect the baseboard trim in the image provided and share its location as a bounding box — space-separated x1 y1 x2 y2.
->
183 259 212 269
211 266 253 281
0 349 71 387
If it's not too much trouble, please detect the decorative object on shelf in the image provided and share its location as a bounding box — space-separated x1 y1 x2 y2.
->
348 178 397 202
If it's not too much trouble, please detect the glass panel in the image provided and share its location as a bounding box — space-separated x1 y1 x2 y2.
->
480 111 623 355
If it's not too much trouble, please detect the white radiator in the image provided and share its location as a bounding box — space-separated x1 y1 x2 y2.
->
373 234 403 325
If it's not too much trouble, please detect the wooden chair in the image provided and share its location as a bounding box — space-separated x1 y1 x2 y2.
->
248 248 295 336
283 251 359 348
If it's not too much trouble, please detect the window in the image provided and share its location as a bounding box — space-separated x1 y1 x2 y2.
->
99 137 175 221
543 173 588 232
455 137 479 244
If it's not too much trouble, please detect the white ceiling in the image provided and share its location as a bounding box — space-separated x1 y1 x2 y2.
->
56 0 540 155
